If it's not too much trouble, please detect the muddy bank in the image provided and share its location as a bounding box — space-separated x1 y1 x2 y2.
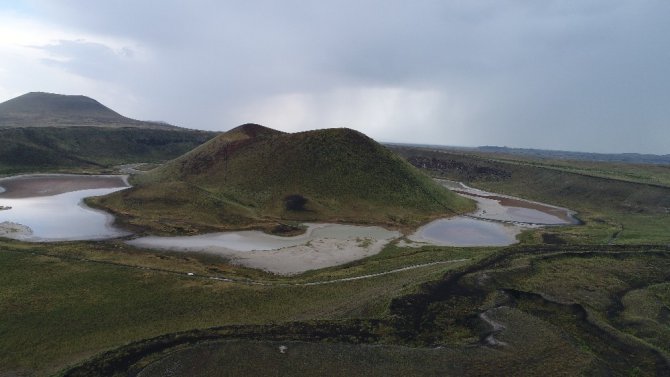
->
0 174 128 198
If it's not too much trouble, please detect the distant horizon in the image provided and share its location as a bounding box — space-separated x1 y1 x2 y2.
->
1 89 668 156
1 2 668 155
381 141 670 158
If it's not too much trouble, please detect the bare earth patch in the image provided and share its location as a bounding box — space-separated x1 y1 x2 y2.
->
128 224 400 275
230 237 392 275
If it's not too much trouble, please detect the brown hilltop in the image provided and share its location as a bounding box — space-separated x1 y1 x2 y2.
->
0 92 177 130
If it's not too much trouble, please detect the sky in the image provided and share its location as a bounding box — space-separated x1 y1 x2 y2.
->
0 1 668 154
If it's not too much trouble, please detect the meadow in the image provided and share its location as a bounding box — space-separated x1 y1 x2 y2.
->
1 146 669 376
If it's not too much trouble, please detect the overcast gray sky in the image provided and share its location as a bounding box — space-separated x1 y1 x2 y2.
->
1 1 668 154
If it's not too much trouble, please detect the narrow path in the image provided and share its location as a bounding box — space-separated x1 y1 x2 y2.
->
479 308 508 347
299 259 469 286
207 259 471 286
608 223 624 245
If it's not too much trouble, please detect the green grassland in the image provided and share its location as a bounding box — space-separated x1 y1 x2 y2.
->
0 127 216 175
468 149 670 188
92 125 474 234
0 239 480 376
3 238 669 375
50 244 670 377
392 146 670 245
2 144 670 376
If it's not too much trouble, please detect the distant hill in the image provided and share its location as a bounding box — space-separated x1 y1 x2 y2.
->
0 127 217 175
0 92 218 174
93 124 474 234
475 146 670 165
386 143 670 165
0 92 177 130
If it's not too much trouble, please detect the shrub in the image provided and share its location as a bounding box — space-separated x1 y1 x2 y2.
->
284 194 308 211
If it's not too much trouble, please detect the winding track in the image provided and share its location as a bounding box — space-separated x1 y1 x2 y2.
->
207 259 470 286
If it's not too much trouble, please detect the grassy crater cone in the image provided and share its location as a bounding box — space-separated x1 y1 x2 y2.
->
94 124 474 234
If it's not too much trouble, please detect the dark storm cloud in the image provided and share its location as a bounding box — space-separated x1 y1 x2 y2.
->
9 0 670 153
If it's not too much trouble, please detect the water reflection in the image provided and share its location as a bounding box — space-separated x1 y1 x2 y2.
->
409 217 519 247
0 187 129 241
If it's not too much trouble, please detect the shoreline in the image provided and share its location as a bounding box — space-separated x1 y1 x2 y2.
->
0 173 580 275
436 179 578 225
128 223 401 275
0 173 129 199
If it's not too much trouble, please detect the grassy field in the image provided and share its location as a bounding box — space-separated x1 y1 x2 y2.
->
397 145 670 187
472 150 670 188
133 337 593 377
2 146 670 376
51 244 670 377
0 238 483 376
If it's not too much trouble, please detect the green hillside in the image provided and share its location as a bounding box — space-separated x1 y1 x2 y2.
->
0 92 176 129
0 126 217 175
94 124 474 233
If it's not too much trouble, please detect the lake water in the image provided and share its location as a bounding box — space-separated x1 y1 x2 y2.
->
0 174 577 257
406 180 577 246
408 217 519 247
436 179 577 225
0 175 129 241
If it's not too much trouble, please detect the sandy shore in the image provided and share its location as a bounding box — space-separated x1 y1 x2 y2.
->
0 174 128 198
129 224 401 275
229 237 392 275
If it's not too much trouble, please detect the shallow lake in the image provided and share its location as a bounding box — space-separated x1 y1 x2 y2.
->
437 179 577 225
409 217 520 247
0 175 129 241
406 180 578 246
0 174 578 272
